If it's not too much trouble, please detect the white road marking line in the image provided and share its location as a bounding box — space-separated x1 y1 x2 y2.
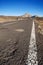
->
26 22 38 65
15 29 24 32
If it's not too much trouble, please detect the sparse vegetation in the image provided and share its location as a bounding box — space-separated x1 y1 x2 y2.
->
0 16 18 23
35 17 43 35
0 14 31 23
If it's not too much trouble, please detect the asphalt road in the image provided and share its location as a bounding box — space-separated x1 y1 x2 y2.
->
0 19 43 65
0 19 32 65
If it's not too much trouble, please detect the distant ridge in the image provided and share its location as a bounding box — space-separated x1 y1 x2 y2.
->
0 13 43 17
22 13 31 17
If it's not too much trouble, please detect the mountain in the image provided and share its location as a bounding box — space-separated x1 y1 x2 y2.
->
22 13 31 17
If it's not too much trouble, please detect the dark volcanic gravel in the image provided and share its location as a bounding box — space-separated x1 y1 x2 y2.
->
35 22 43 65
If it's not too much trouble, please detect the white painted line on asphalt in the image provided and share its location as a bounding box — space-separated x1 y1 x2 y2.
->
26 22 38 65
15 29 24 32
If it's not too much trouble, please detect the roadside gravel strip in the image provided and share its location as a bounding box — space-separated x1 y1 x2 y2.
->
26 22 38 65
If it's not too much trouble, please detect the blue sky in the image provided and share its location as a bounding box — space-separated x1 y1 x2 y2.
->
0 0 43 16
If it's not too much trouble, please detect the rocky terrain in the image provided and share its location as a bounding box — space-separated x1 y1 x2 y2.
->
0 13 31 23
34 16 43 35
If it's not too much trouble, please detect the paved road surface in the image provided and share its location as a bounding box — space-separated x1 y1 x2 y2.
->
0 19 43 65
0 19 32 65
